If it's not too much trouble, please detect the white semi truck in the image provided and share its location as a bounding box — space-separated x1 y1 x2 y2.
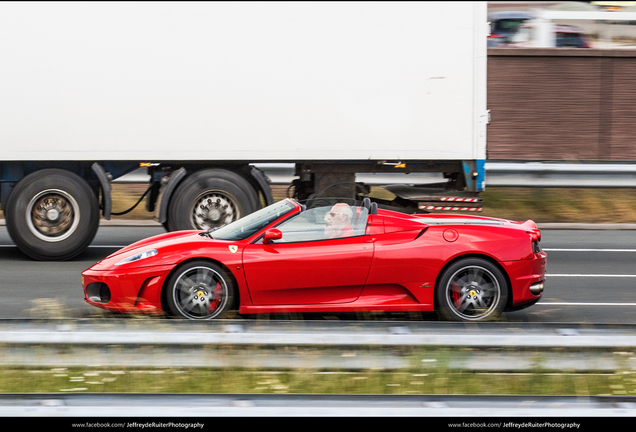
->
0 1 489 260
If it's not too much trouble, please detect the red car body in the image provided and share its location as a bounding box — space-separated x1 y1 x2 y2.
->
82 199 546 321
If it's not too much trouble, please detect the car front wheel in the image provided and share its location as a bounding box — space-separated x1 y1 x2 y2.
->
165 260 235 320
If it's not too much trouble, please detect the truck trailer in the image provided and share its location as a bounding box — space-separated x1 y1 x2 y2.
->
0 1 488 260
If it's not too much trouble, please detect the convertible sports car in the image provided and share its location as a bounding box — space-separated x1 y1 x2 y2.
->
82 198 546 321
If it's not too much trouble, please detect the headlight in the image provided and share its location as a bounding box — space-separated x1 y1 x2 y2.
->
115 249 158 266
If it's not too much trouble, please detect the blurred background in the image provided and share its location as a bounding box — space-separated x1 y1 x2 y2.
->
77 0 636 225
2 1 636 226
2 1 636 410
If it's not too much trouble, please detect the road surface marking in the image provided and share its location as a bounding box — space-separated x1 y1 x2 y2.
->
539 302 636 306
543 248 636 252
547 274 636 277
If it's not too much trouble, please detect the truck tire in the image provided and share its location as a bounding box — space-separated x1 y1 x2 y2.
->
166 169 260 231
5 169 100 260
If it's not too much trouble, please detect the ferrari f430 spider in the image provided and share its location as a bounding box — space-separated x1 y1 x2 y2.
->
82 198 546 321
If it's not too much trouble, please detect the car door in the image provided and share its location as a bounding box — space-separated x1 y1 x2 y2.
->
242 205 374 305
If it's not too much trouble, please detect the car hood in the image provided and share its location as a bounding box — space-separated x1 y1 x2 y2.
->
87 230 238 270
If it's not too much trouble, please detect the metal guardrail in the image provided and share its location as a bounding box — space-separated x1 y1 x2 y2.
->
2 320 636 371
2 393 635 417
4 319 636 348
3 320 636 417
485 162 636 188
115 162 636 188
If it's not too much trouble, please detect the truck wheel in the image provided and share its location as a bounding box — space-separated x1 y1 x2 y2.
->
166 169 260 231
5 169 99 260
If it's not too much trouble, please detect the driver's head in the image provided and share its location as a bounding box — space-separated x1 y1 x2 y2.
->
324 203 352 231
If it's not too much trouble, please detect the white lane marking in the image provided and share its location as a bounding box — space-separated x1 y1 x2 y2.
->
547 274 636 277
543 248 636 252
539 302 636 306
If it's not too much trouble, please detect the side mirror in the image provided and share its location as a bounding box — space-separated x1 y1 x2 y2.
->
262 228 282 244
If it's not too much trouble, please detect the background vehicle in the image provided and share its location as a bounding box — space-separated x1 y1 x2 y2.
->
506 24 591 48
486 9 636 163
0 2 489 260
488 11 533 46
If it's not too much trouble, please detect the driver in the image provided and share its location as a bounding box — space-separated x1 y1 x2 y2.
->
324 203 355 238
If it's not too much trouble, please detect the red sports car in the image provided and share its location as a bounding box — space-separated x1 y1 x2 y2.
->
82 198 546 321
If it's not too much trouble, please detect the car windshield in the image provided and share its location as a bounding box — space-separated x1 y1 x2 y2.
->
259 198 370 244
210 199 297 241
557 32 584 47
494 18 528 33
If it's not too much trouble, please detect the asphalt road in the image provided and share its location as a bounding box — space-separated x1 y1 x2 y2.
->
0 225 635 324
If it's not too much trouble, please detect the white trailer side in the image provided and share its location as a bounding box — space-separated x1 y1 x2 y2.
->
0 2 488 259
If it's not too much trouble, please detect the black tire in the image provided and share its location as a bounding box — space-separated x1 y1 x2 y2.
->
5 169 99 260
435 258 508 322
165 260 235 320
165 169 260 231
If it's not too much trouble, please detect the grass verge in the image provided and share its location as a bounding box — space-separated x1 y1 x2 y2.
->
0 366 633 396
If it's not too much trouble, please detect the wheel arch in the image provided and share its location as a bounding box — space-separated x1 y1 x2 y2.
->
434 253 514 310
2 164 101 211
159 165 265 230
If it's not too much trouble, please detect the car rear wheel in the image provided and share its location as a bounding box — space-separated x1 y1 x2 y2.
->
165 260 235 320
435 258 508 322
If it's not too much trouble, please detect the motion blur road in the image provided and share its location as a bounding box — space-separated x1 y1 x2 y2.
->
0 224 635 324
